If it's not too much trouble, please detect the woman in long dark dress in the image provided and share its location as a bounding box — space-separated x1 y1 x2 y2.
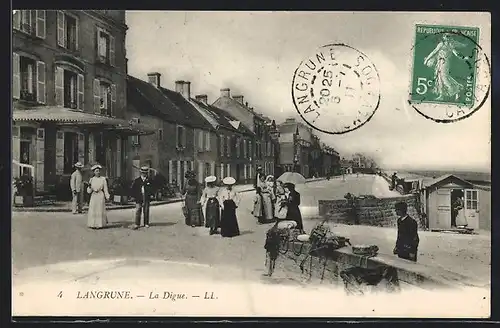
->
200 175 220 235
183 171 202 227
219 177 240 237
283 183 304 232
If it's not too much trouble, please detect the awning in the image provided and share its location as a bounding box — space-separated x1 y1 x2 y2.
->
13 106 155 135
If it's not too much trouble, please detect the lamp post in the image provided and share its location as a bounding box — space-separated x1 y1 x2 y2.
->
268 120 280 176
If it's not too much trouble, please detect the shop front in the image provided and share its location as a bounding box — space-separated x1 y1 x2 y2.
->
13 107 153 199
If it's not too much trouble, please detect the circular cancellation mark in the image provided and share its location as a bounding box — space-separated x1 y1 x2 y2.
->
408 26 491 123
291 43 381 135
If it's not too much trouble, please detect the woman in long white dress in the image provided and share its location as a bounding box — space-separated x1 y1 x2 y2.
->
423 33 470 101
87 164 110 229
260 175 275 222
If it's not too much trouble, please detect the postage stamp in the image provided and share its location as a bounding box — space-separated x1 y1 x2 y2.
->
409 24 491 123
291 44 381 135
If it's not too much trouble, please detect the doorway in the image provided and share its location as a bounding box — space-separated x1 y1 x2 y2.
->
450 189 464 228
64 132 78 174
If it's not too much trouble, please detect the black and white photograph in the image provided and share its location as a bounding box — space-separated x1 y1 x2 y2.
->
11 10 491 317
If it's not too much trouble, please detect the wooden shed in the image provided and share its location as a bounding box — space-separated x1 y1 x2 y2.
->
418 174 482 231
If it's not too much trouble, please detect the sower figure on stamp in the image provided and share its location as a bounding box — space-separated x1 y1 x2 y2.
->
130 166 154 230
393 201 419 262
70 162 84 214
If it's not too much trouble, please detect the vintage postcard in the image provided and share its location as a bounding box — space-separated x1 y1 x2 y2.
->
12 11 491 318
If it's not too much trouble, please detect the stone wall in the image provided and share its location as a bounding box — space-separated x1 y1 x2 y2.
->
318 195 426 229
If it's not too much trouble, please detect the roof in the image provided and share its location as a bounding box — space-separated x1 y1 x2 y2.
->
212 96 266 122
191 99 255 137
13 106 154 135
127 76 214 131
422 174 474 189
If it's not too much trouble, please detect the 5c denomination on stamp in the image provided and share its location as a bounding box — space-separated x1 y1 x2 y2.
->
409 24 491 123
292 44 381 135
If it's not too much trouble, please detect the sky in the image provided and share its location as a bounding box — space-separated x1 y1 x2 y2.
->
125 11 491 172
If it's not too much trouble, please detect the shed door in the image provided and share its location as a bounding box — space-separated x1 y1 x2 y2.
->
434 188 451 229
464 189 480 230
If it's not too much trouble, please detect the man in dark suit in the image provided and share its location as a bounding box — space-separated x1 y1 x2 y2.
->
130 166 154 229
393 201 419 262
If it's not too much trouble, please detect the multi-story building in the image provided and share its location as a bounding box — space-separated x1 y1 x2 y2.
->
212 89 277 177
277 118 314 177
126 74 217 189
321 144 341 176
12 10 151 197
190 95 255 184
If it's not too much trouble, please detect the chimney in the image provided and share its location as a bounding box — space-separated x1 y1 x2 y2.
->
195 94 208 105
181 81 191 99
233 95 244 105
220 88 230 98
147 72 161 88
175 80 184 93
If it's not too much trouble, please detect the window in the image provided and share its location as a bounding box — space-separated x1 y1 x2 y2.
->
54 66 83 109
93 79 116 116
204 163 211 178
204 131 211 151
13 53 46 104
226 136 231 157
220 135 225 157
243 140 247 158
131 118 140 145
236 137 241 158
176 126 186 148
14 10 46 38
96 27 115 66
158 129 163 141
57 11 78 51
249 142 252 159
63 132 79 174
466 190 479 210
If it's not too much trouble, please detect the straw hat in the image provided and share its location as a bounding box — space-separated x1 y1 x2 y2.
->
222 177 236 185
74 162 84 168
91 164 102 171
205 175 216 183
140 166 149 173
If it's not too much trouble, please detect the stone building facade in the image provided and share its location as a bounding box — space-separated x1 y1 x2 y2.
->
12 10 148 197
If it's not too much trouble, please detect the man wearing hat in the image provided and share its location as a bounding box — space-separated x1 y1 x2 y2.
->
130 166 154 229
70 162 84 214
393 201 419 262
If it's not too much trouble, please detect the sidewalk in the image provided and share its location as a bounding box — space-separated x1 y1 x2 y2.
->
12 178 326 213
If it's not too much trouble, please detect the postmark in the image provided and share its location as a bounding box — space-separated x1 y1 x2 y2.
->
409 24 491 123
291 44 381 135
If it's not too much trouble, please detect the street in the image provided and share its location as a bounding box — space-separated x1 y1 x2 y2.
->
12 175 490 316
13 175 490 284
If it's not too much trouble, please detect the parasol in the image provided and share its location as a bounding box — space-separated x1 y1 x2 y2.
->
277 172 306 185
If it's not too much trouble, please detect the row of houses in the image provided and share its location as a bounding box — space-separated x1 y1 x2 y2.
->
12 10 340 198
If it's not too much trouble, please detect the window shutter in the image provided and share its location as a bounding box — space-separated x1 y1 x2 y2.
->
57 11 65 47
36 61 46 104
77 73 84 110
55 131 65 175
13 53 20 99
54 66 64 106
206 131 211 151
75 18 79 50
77 132 85 164
35 10 46 39
183 127 187 147
109 35 115 66
13 10 21 30
110 84 117 117
96 28 101 58
35 128 45 191
21 10 31 34
93 79 100 113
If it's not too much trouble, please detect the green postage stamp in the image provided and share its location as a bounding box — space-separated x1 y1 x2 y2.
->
410 24 480 108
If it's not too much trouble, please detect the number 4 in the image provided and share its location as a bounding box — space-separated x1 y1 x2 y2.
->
416 77 432 95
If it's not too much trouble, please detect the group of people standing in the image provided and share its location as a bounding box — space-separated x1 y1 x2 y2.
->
70 162 157 230
182 171 241 238
251 166 304 232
